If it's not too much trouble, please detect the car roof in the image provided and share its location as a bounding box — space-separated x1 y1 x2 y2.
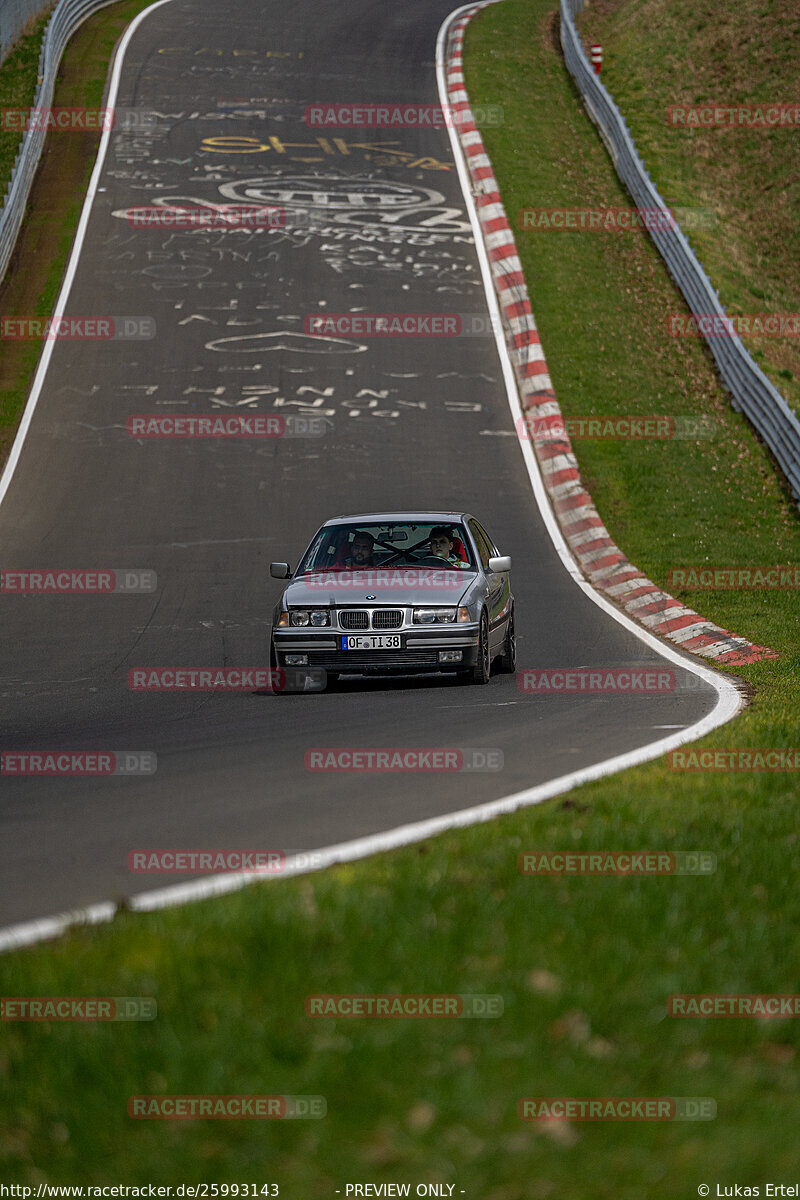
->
323 511 472 525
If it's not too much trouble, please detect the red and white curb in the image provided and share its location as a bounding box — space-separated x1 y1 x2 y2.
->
445 5 775 667
0 0 748 957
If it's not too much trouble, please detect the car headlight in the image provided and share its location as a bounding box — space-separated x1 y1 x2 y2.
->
288 609 329 627
413 607 458 624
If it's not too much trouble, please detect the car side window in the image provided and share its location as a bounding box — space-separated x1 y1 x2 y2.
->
468 519 492 570
474 521 498 557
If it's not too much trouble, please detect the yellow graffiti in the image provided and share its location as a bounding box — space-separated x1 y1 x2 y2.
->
199 136 451 170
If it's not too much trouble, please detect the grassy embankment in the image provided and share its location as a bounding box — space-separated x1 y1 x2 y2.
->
2 1 799 1195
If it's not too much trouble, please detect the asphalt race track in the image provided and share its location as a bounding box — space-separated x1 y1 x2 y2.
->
0 0 722 929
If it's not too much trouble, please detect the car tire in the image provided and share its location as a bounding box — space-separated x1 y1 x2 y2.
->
471 612 491 684
498 607 516 673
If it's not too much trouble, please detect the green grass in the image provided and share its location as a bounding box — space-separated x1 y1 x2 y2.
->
0 0 157 456
2 780 800 1194
2 0 800 1194
0 11 55 434
576 0 800 416
60 0 158 110
0 10 54 197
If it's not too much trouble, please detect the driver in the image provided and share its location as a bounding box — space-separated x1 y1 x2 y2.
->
429 526 468 568
343 530 376 568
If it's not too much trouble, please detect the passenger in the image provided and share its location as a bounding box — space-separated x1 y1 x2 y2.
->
429 526 468 568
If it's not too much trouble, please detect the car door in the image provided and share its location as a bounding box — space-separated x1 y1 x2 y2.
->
468 519 509 653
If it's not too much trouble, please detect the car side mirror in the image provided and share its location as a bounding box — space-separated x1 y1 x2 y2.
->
270 562 291 579
487 555 511 573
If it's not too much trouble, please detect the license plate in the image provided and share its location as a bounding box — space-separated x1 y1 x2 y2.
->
341 634 401 651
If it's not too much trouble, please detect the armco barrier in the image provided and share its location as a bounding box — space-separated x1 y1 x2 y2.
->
560 0 800 508
0 0 123 283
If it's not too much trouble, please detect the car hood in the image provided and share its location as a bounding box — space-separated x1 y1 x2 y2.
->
284 568 476 607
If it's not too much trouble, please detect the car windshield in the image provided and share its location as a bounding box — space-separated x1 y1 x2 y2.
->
297 522 476 573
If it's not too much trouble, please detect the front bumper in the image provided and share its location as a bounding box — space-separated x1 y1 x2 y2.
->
272 627 480 675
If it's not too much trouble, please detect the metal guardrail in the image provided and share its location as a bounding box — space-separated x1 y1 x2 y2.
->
561 0 800 507
0 0 120 282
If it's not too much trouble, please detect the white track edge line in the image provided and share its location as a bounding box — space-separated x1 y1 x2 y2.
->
0 0 177 509
0 0 742 956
